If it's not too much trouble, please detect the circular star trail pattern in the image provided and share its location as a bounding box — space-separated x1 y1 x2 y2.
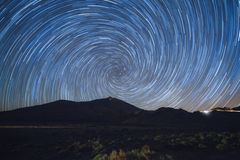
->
0 0 240 111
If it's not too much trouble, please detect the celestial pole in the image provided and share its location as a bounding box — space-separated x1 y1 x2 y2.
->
0 0 240 111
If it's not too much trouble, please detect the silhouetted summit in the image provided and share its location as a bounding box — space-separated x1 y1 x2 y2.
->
0 98 141 124
0 98 240 131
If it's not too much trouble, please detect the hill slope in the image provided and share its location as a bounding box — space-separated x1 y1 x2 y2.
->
0 97 141 124
0 98 239 131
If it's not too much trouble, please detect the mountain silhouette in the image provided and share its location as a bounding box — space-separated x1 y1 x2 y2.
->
0 98 239 131
0 97 141 124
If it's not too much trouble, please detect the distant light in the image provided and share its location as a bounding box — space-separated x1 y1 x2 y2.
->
201 110 211 115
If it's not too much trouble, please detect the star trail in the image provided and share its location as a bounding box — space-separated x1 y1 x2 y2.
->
0 0 240 111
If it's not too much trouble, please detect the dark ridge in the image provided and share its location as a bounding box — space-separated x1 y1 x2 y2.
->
212 106 240 111
0 98 240 131
0 97 141 125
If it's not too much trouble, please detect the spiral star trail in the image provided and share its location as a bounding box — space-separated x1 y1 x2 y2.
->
0 0 240 112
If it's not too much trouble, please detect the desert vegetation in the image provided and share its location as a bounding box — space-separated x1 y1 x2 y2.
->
0 127 240 160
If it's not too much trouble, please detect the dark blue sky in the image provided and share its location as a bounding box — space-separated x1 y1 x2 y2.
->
0 0 239 111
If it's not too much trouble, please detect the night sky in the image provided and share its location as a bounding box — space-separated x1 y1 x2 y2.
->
0 0 240 111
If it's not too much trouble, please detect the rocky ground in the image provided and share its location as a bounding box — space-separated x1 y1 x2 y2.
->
0 126 240 160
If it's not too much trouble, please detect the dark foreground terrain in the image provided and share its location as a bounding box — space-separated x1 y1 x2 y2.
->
0 126 240 160
1 98 240 160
